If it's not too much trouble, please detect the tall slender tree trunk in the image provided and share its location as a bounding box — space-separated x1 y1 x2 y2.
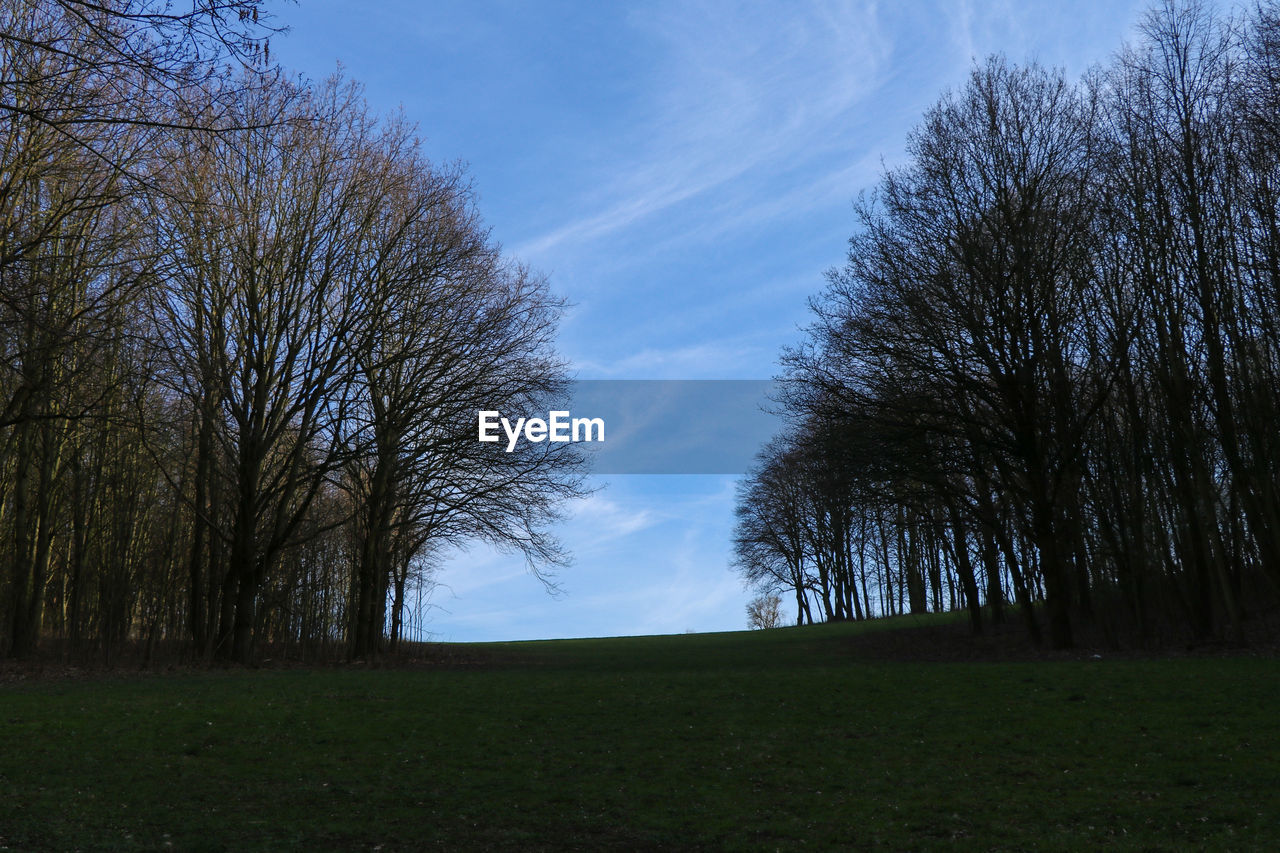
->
948 506 984 635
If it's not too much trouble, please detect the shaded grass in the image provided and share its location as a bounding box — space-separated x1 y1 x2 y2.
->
1 618 1277 850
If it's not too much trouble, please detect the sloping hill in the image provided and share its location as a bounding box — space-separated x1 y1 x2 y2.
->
1 619 1277 850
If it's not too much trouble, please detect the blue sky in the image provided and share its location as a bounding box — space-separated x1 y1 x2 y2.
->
266 0 1149 642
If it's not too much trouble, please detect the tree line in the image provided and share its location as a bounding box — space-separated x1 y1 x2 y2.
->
735 0 1280 649
0 0 586 663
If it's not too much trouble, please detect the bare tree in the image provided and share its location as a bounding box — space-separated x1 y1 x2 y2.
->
0 0 278 142
0 7 163 656
341 135 589 658
733 438 813 626
796 57 1106 648
150 73 394 662
753 3 1280 652
746 593 783 630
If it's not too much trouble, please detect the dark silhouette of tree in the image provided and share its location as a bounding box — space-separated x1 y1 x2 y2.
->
746 1 1280 651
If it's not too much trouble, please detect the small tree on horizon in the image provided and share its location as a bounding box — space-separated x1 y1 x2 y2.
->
746 594 784 630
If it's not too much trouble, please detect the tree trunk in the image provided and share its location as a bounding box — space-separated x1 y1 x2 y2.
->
947 506 984 635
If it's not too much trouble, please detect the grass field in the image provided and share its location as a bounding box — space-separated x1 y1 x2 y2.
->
1 617 1277 850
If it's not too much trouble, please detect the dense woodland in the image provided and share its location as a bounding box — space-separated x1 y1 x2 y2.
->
6 0 1278 664
0 0 586 662
735 0 1280 649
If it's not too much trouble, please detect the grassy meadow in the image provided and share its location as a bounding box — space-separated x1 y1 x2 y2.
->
1 617 1277 850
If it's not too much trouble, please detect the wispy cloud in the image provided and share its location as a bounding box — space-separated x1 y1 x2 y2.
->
514 1 892 262
427 476 750 641
567 492 658 541
570 340 766 378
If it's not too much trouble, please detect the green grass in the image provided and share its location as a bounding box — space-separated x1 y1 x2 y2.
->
1 618 1277 850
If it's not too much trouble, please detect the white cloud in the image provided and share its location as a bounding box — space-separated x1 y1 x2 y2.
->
514 1 892 263
571 339 766 378
567 491 658 540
